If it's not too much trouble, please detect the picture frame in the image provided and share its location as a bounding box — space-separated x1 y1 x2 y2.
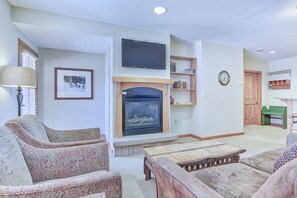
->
54 67 93 100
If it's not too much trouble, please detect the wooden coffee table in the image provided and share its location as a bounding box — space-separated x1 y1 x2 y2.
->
142 139 246 180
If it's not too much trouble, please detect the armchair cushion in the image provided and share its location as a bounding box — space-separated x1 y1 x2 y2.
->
45 126 102 142
0 126 33 186
191 163 270 198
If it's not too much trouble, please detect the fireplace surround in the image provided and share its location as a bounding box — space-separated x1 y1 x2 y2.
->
113 76 173 138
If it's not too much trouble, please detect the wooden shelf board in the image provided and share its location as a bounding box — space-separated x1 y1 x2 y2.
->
170 55 196 61
171 89 196 91
171 103 196 106
112 76 174 84
267 69 291 76
170 72 194 76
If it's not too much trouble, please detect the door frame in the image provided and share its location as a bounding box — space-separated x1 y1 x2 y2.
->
244 70 262 126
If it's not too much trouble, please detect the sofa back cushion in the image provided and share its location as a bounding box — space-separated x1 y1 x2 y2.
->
8 114 49 142
273 142 297 173
0 126 33 186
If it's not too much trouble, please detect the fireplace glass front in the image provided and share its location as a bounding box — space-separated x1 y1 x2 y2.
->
122 87 162 136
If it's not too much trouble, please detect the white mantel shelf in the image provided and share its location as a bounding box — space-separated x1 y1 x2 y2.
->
112 76 173 84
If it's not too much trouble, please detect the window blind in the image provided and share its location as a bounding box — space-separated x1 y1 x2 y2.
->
18 39 39 116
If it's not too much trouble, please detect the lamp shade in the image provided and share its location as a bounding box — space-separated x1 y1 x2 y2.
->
0 66 36 88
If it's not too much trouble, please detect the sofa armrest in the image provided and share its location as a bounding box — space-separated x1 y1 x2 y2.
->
252 158 297 198
45 125 105 143
18 138 109 183
0 170 122 198
286 133 297 147
153 157 223 198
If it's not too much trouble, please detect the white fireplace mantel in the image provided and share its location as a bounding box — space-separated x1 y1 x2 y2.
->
112 76 173 138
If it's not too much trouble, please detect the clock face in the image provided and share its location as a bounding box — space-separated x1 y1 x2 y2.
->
218 71 230 86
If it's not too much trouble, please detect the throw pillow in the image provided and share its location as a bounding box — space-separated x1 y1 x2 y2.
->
273 142 297 173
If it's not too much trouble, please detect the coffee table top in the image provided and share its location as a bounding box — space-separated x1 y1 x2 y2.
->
143 139 246 165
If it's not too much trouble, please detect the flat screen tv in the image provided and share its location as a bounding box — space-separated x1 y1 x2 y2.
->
122 39 166 70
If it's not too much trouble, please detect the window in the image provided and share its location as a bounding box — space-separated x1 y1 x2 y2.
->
18 39 39 116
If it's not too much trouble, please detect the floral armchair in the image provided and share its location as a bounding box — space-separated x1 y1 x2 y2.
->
0 126 122 197
5 114 106 148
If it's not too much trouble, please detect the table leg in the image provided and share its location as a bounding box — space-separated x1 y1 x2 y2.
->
144 157 151 180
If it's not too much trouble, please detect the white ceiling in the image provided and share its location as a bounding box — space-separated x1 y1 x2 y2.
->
8 0 297 61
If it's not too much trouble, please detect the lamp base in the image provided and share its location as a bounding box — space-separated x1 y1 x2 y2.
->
16 86 23 116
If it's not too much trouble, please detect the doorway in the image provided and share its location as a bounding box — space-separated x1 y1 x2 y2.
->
244 70 262 125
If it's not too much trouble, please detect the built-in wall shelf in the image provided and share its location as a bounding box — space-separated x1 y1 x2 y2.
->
170 55 197 106
267 69 291 77
269 79 291 89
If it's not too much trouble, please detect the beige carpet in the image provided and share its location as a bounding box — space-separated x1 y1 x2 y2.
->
110 125 287 198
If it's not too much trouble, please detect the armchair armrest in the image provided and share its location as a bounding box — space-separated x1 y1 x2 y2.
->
153 157 223 198
0 170 122 198
45 125 105 143
18 138 109 183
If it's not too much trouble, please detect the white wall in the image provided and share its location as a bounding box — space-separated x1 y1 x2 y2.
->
193 41 244 137
243 51 269 107
39 48 106 131
0 1 37 125
11 7 171 79
268 56 297 106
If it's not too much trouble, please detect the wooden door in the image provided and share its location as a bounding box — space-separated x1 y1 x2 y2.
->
244 71 262 125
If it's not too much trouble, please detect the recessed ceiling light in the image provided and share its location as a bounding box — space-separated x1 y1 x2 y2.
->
269 50 276 54
256 48 263 52
154 7 167 15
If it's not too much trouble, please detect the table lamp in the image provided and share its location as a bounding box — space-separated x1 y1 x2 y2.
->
0 66 36 116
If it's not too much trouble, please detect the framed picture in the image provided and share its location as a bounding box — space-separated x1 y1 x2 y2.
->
55 67 93 100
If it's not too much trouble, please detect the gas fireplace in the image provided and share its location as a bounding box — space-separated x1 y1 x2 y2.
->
122 87 163 136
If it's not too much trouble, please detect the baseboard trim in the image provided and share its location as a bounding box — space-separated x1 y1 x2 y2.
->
178 134 202 140
270 123 282 127
178 132 244 140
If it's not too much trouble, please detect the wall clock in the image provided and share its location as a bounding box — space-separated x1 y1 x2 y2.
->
218 70 230 86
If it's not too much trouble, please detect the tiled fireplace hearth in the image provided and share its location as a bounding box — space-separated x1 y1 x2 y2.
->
112 76 178 156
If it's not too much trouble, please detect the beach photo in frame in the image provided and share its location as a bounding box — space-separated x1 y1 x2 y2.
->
55 67 93 100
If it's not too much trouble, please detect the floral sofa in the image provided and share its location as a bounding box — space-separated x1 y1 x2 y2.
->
0 126 122 197
5 114 106 148
153 136 297 198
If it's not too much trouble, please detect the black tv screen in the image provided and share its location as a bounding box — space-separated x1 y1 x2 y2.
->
122 39 166 70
